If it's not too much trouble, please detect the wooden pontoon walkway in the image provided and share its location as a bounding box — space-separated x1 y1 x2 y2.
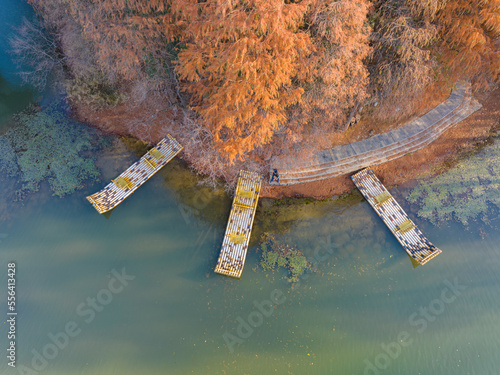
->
87 134 182 214
215 171 262 278
351 168 442 265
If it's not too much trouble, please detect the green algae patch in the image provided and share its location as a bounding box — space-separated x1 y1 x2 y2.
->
0 102 109 197
260 234 312 283
408 140 500 226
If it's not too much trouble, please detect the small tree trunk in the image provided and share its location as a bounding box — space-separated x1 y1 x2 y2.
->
342 102 361 132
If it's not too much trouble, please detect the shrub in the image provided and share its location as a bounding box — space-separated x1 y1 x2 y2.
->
66 72 125 109
9 17 64 90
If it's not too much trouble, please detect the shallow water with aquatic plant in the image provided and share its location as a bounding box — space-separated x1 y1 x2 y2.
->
2 1 500 374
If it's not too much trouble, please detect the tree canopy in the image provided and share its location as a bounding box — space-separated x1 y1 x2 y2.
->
24 0 500 165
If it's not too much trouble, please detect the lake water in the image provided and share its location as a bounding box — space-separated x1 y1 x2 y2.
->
1 2 500 374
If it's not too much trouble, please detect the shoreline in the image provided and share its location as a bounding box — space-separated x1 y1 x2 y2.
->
75 85 499 200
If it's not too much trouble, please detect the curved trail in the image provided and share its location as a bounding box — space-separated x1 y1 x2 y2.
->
270 83 482 185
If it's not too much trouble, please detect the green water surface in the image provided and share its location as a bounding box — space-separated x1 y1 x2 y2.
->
1 2 500 374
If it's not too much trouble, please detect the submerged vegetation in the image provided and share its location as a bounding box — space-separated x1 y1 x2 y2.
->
408 139 500 226
260 234 312 284
0 102 108 197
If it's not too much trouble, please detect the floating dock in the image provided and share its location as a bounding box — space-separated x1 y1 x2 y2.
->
351 168 442 265
87 134 182 214
215 171 262 278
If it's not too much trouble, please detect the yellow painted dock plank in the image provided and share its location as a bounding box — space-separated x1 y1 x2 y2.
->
86 134 182 214
351 168 442 265
215 170 261 278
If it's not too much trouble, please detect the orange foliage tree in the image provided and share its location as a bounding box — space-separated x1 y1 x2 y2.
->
294 0 371 133
29 0 185 83
66 0 180 82
175 0 312 161
26 0 500 171
370 0 443 121
437 0 500 84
